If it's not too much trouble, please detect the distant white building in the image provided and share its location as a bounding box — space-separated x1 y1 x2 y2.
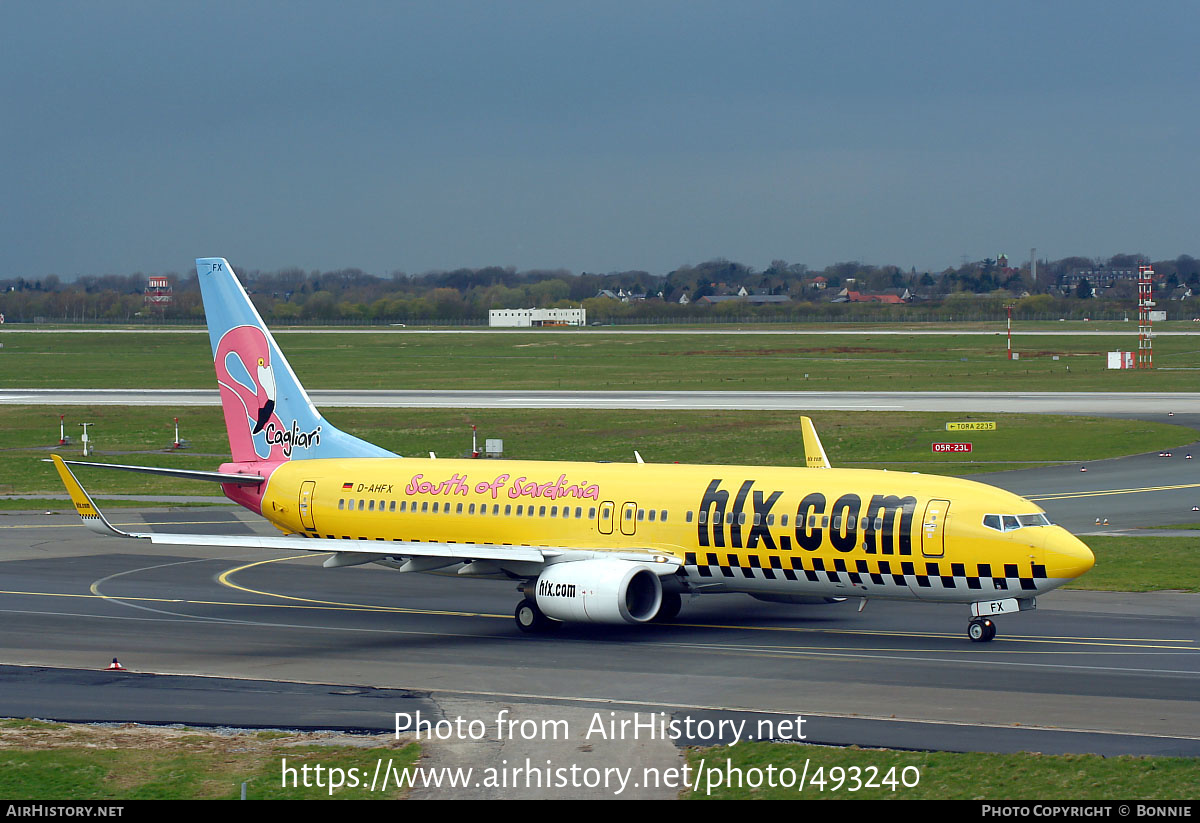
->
489 308 587 328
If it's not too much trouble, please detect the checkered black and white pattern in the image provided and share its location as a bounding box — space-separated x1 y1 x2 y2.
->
683 551 1046 592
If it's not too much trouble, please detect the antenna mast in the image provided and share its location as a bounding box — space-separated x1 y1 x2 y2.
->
1137 263 1155 369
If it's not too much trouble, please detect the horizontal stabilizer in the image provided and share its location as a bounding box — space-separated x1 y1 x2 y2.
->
55 460 264 485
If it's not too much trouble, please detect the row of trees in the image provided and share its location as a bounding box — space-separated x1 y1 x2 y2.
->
3 254 1198 324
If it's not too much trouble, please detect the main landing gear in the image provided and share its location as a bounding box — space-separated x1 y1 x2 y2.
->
652 590 682 622
515 599 560 634
967 617 997 643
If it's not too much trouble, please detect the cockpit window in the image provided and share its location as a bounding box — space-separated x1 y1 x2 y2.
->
983 512 1051 532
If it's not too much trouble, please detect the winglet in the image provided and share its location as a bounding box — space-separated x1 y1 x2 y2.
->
800 416 831 469
50 455 137 538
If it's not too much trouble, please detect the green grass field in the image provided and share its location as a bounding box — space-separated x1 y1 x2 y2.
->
5 404 1197 591
0 720 418 800
683 743 1198 800
3 325 1197 799
1065 536 1200 591
3 406 1195 498
4 329 1200 391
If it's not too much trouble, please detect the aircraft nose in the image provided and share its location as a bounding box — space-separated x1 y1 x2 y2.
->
1044 528 1095 580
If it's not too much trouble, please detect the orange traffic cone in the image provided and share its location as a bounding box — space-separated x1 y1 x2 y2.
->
106 658 126 671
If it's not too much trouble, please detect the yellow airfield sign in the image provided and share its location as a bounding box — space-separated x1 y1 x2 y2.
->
945 421 996 431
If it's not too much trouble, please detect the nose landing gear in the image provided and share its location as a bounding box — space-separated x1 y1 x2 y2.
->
968 617 996 642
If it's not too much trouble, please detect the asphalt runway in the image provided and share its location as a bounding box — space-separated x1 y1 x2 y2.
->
5 327 1200 335
5 387 1200 414
983 444 1200 534
0 506 1196 761
2 389 1199 796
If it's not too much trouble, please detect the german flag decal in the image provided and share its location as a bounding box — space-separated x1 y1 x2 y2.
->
342 482 353 490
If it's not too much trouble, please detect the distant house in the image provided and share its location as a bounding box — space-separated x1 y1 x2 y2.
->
595 288 646 303
836 288 910 305
1062 267 1145 290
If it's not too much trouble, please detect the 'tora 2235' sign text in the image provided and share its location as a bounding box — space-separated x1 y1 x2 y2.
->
945 421 996 431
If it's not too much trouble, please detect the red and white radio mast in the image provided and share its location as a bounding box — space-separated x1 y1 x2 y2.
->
1006 304 1013 360
1137 264 1155 369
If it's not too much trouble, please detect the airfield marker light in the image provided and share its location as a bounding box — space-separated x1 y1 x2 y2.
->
1080 466 1087 472
106 658 126 671
1006 305 1013 360
78 422 93 457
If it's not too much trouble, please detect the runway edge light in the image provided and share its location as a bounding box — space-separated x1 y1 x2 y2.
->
106 658 127 671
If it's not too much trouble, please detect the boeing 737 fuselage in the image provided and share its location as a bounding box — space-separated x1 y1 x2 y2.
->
53 258 1095 642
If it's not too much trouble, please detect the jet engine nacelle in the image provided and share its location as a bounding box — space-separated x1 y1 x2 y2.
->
533 559 663 624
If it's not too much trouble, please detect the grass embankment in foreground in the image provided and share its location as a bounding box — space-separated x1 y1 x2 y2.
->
1066 536 1200 592
2 406 1195 499
4 329 1200 392
683 743 1198 800
0 720 418 800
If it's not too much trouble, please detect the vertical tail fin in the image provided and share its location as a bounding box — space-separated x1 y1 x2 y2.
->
196 258 394 462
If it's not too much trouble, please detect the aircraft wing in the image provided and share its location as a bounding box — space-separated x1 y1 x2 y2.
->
50 455 681 576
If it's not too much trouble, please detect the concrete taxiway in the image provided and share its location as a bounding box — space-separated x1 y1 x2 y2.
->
0 507 1195 761
1 388 1198 797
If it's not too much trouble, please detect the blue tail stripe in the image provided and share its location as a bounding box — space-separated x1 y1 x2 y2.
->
196 257 395 461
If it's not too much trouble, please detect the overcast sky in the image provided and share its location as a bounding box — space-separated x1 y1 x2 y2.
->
3 1 1198 278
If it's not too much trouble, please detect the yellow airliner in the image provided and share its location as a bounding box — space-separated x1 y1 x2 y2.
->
53 257 1095 642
